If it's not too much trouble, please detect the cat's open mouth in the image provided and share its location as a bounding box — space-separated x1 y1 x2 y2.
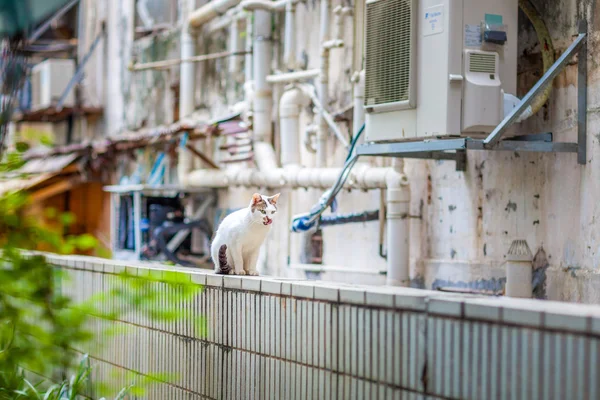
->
263 216 273 225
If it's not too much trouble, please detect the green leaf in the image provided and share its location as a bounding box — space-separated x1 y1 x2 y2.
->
15 142 30 153
75 234 97 250
39 134 54 147
59 212 76 226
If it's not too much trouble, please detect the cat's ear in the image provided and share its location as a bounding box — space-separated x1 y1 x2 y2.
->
269 193 280 204
251 193 262 205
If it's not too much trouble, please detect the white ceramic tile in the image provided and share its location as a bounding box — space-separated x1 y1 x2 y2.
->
366 291 395 308
103 263 115 274
339 288 366 305
280 282 292 296
291 282 315 299
314 285 339 302
427 297 464 317
464 301 502 321
502 307 543 327
261 279 282 295
223 275 243 289
205 274 224 288
544 312 589 332
125 266 138 276
190 272 206 285
241 276 262 292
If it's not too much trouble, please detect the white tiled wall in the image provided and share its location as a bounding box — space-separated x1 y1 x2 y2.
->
46 254 600 399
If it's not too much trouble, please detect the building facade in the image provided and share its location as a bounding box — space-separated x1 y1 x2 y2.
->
69 0 600 302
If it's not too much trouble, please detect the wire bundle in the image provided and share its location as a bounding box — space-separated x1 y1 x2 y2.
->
291 124 364 233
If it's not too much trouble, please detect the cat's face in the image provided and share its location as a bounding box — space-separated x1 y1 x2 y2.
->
250 193 280 226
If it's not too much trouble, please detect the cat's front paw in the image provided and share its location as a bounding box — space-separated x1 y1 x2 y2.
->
236 270 247 275
247 270 259 276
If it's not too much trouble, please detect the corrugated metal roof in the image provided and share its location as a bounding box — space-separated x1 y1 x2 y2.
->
0 153 79 196
0 173 57 195
17 153 78 175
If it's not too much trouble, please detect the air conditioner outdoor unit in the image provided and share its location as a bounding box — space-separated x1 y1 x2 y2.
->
364 0 518 142
30 59 75 111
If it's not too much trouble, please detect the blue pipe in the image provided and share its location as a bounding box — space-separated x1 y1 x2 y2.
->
291 124 365 233
319 210 379 226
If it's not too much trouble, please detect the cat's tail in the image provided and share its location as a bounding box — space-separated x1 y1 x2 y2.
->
216 244 231 275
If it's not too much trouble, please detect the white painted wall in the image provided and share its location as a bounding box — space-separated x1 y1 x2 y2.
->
96 0 600 302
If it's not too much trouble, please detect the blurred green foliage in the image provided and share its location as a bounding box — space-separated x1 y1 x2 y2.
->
0 148 204 399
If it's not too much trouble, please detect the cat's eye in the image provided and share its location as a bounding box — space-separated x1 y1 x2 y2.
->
271 211 275 214
260 210 266 214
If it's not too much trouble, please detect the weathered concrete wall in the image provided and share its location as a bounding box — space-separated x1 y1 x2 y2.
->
412 0 600 302
98 0 600 302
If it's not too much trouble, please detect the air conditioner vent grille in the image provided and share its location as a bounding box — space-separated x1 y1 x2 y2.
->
469 52 497 74
364 0 412 107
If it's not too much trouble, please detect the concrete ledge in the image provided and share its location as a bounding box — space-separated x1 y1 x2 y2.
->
45 253 600 332
45 253 600 398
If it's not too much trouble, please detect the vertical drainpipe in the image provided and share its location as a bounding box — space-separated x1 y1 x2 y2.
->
386 158 410 286
252 9 273 143
179 0 195 119
228 18 243 79
352 70 365 140
243 14 255 121
316 0 331 167
178 0 195 186
245 14 254 83
505 239 533 298
279 87 305 166
283 1 296 70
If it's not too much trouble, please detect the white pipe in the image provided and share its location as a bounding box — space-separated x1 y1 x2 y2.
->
332 5 352 41
252 10 273 142
266 69 320 84
178 0 195 185
315 0 331 167
505 239 533 298
279 87 307 166
244 15 253 84
130 50 248 72
185 161 405 190
283 0 296 69
385 159 410 286
243 80 255 117
189 0 241 28
228 19 243 77
254 141 279 171
304 124 318 154
136 0 154 28
205 6 246 33
320 0 330 43
298 83 349 147
241 0 289 11
504 93 533 123
352 70 365 139
206 13 235 33
180 7 195 118
317 62 329 166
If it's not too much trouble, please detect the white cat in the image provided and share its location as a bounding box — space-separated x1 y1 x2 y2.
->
211 192 280 275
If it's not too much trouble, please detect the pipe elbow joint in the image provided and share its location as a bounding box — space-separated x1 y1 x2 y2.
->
386 169 410 205
386 169 409 188
279 87 307 117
